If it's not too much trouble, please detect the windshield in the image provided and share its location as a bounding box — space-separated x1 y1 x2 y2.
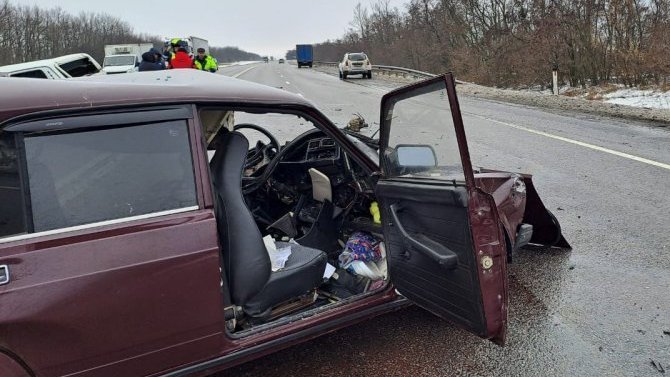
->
103 55 136 67
349 53 367 61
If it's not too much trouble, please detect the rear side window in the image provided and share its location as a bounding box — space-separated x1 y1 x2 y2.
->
11 69 48 79
349 53 367 61
0 120 197 237
58 57 99 77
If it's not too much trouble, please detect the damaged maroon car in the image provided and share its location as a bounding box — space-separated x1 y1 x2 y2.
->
0 71 568 377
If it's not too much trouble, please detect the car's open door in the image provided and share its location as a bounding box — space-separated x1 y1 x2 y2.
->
376 73 508 344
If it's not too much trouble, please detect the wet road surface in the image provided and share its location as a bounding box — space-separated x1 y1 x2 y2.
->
214 62 670 376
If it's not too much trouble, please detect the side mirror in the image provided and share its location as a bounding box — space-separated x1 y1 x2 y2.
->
395 144 437 169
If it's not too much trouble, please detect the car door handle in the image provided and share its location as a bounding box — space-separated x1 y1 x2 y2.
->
389 204 459 270
0 265 9 285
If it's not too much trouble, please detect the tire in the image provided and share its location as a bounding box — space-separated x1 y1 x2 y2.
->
297 64 301 68
367 70 372 79
339 70 343 79
309 63 313 68
343 72 348 79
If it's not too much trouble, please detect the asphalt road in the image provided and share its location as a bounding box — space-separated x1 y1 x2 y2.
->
216 62 670 376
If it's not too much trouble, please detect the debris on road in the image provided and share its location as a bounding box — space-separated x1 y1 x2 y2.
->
650 359 666 373
346 113 368 132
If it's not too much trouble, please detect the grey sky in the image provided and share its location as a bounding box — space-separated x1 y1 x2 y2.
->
18 0 408 58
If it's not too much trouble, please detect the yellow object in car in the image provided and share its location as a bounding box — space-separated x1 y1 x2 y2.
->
369 201 381 224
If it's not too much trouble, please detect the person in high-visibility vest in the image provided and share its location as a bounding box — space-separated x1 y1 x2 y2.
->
193 48 218 73
166 38 183 65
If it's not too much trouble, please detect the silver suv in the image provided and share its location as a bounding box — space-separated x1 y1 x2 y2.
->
339 52 372 79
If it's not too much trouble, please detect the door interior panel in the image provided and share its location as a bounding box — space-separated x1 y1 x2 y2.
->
377 180 487 335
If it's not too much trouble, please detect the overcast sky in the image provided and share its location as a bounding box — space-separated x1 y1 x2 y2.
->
18 0 408 57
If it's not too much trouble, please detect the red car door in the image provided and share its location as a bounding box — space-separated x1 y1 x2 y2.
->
0 108 224 376
376 74 509 343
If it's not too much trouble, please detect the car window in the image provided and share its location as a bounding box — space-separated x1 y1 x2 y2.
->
349 53 367 61
0 132 27 238
58 57 99 77
10 69 48 79
104 55 136 67
1 121 198 235
383 80 465 182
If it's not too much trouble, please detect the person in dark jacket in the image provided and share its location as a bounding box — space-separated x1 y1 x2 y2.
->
169 41 193 69
138 49 165 71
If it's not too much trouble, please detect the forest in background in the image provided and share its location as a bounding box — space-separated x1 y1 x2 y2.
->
304 0 670 88
0 1 260 66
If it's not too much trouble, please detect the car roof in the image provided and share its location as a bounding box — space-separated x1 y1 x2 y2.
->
0 69 315 124
0 53 98 74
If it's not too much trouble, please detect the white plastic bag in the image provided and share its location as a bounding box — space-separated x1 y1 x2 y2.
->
263 235 292 271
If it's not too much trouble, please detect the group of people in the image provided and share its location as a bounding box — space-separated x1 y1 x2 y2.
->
138 39 218 73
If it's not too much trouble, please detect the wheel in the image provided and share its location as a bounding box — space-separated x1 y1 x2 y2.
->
343 72 348 79
297 64 301 68
309 63 313 68
339 70 343 79
367 70 372 79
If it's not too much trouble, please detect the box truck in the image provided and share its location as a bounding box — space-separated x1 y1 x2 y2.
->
102 43 154 74
296 44 313 68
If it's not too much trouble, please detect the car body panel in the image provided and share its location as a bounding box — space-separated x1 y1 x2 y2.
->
0 209 224 376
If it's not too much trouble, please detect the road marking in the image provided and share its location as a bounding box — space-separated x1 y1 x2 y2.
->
465 112 670 171
285 81 290 85
232 65 258 78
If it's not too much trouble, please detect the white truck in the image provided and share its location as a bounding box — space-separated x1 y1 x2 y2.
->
102 43 154 74
189 37 209 55
166 36 209 55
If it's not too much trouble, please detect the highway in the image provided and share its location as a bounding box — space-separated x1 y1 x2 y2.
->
217 62 670 376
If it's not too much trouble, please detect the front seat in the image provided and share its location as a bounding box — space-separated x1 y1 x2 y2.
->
210 131 327 318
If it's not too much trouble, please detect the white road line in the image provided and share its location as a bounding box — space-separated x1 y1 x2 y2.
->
465 112 670 171
285 81 290 85
232 65 258 78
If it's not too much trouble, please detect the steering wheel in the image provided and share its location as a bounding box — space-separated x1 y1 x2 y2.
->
233 123 281 190
234 123 280 154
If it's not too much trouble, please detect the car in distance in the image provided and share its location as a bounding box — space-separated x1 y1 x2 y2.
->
278 58 285 64
0 70 568 376
339 52 372 79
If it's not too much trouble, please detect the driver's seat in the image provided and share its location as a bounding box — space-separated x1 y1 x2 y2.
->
209 130 327 318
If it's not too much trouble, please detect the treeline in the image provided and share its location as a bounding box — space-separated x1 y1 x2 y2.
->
210 47 261 63
313 0 670 88
0 1 260 66
0 1 159 65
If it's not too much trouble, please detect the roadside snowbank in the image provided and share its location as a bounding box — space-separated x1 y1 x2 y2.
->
456 83 670 126
603 88 670 110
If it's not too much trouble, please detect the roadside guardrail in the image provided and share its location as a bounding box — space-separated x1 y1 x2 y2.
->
314 61 436 80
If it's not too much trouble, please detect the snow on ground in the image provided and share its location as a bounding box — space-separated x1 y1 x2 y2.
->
603 88 670 110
